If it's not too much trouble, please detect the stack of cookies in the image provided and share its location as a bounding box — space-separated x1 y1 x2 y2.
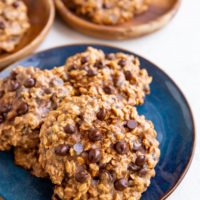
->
0 47 160 200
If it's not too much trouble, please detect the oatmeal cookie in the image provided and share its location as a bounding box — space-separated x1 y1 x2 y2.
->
39 95 160 200
0 66 74 151
14 147 48 177
67 0 149 25
0 0 30 52
65 47 151 106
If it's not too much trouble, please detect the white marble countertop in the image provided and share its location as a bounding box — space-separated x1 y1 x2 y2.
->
37 0 200 199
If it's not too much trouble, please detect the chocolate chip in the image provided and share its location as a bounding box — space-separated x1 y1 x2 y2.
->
103 86 113 94
24 78 36 88
0 115 4 124
94 61 104 69
97 108 106 120
126 120 137 129
87 69 97 77
124 71 133 81
81 57 88 64
0 104 12 114
44 88 52 94
128 162 141 172
135 155 146 166
9 81 20 91
55 144 70 156
0 90 4 98
16 103 29 116
64 124 76 134
115 141 129 155
88 149 101 163
138 168 148 176
114 178 128 191
0 21 5 30
75 170 88 183
118 59 127 67
68 65 76 71
12 1 20 8
88 128 102 142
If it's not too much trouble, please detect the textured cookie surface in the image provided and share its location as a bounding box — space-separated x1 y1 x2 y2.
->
39 95 160 200
67 0 149 25
0 66 73 151
65 47 152 106
0 0 30 52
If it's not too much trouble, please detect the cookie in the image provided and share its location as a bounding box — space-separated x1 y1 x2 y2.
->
0 0 30 52
0 66 74 151
39 95 160 200
14 147 48 178
65 47 151 106
66 0 149 25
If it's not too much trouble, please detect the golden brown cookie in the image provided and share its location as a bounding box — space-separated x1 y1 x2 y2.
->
39 95 160 200
65 47 152 106
66 0 149 25
0 0 30 52
0 66 73 151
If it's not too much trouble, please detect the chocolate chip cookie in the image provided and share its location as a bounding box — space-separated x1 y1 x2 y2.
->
0 66 73 151
65 47 152 106
66 0 149 25
0 0 30 52
39 95 160 200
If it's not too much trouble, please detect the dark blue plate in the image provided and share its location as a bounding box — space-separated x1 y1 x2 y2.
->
0 44 195 200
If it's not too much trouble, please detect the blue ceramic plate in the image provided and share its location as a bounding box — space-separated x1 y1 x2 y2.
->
0 44 195 200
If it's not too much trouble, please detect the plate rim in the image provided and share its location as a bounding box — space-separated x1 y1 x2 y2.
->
4 43 196 200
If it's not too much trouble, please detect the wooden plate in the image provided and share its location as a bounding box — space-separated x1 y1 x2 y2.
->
55 0 180 40
0 0 55 70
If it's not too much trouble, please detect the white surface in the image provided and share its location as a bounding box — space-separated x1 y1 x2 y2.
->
37 0 200 199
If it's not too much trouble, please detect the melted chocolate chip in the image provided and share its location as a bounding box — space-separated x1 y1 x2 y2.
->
115 141 129 155
81 57 88 64
55 144 70 156
118 59 127 67
16 103 29 116
94 61 104 69
68 65 76 71
44 88 52 94
12 1 20 8
75 170 88 183
88 128 102 142
135 155 146 166
0 21 5 30
87 69 97 77
124 71 133 81
128 162 141 172
52 194 61 200
24 78 36 88
126 120 137 129
0 90 4 98
88 149 101 163
9 81 20 91
0 115 4 124
114 178 128 191
64 124 76 134
103 86 113 94
97 108 106 120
